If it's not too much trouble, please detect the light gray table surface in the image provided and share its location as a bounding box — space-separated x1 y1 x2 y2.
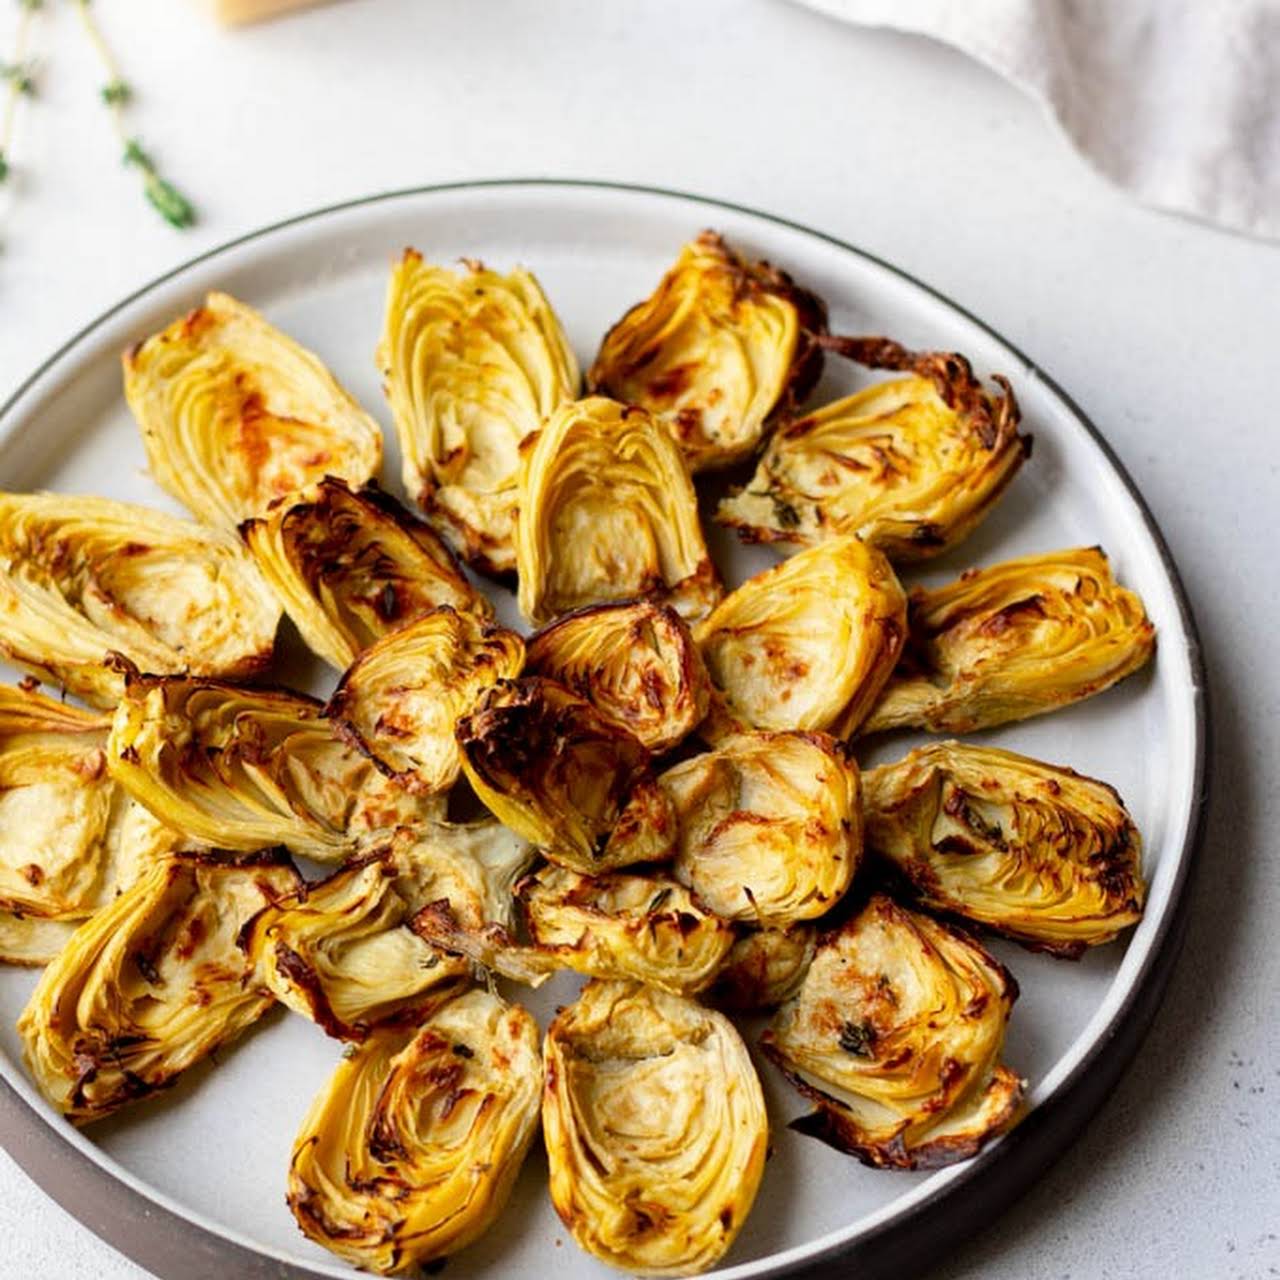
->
0 1 1275 1278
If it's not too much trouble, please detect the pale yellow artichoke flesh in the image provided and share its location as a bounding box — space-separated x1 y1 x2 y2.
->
377 250 580 576
0 491 280 707
544 979 768 1276
124 291 383 530
706 925 817 1012
863 546 1156 735
18 851 301 1124
0 913 81 967
762 893 1023 1169
514 396 722 625
288 988 543 1274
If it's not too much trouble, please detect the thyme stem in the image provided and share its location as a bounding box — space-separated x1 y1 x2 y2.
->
1 0 42 185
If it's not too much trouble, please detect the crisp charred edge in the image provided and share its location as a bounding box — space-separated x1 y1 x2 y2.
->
418 482 521 587
706 925 816 1012
105 652 327 711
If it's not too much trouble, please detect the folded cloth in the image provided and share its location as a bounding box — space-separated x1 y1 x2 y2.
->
794 0 1280 241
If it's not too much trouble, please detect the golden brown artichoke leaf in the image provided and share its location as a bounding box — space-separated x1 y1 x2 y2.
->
0 491 280 707
863 546 1156 735
588 231 827 473
718 339 1027 559
514 396 721 625
124 291 382 530
864 741 1144 955
327 606 525 795
706 924 817 1012
288 988 543 1274
660 731 862 926
377 250 580 576
695 534 906 741
762 893 1023 1170
455 677 676 874
544 979 768 1276
18 850 301 1124
242 477 491 670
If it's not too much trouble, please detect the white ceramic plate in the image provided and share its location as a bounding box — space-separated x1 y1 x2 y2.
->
0 181 1205 1280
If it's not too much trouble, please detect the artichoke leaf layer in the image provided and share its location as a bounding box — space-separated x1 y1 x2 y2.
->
706 924 818 1012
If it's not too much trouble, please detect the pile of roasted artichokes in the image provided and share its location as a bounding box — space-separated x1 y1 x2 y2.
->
0 232 1156 1277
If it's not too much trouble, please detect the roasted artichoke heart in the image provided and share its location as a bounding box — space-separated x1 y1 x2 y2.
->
18 851 301 1123
0 491 280 707
124 291 382 530
660 731 861 926
588 231 827 473
863 546 1156 735
516 865 734 995
107 670 440 860
707 925 817 1012
544 979 768 1276
456 677 675 874
328 606 525 795
288 988 543 1274
242 478 490 670
864 741 1144 955
761 893 1023 1169
695 534 906 740
526 599 711 752
718 339 1026 559
377 250 580 576
514 396 721 625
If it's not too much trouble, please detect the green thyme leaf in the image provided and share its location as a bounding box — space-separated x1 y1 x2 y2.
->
144 174 195 228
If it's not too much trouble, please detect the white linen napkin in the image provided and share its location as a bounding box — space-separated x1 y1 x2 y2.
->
794 0 1280 241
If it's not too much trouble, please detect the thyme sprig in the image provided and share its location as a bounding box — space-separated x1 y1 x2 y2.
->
0 0 42 185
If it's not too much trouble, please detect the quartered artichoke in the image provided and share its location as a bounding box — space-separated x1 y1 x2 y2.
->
526 599 711 752
244 822 533 1039
863 546 1156 735
18 851 301 1124
377 250 580 576
660 731 862 926
588 231 827 473
242 477 490 670
107 669 440 861
707 925 817 1012
288 988 543 1275
543 979 768 1276
514 396 721 625
0 491 280 707
695 534 906 741
124 291 383 530
455 677 676 874
863 741 1145 956
762 894 1023 1169
327 606 525 795
717 339 1027 559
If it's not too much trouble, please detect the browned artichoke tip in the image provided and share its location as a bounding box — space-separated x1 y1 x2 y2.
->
761 893 1024 1170
588 230 828 474
862 546 1157 736
717 336 1028 561
455 676 676 874
241 477 492 671
705 924 817 1012
525 598 712 753
863 741 1145 956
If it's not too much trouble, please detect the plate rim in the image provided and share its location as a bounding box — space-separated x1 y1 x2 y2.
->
0 177 1209 1280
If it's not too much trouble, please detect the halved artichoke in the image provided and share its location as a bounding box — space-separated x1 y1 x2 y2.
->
660 731 861 926
514 396 721 625
526 599 711 752
288 988 543 1274
717 339 1027 559
544 979 768 1276
456 677 675 873
706 925 817 1012
588 231 827 473
863 741 1145 956
241 478 490 670
863 546 1156 735
695 534 906 740
124 291 382 530
761 894 1023 1169
243 822 533 1038
106 669 441 861
377 250 580 576
18 850 301 1124
0 491 280 707
327 607 525 795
